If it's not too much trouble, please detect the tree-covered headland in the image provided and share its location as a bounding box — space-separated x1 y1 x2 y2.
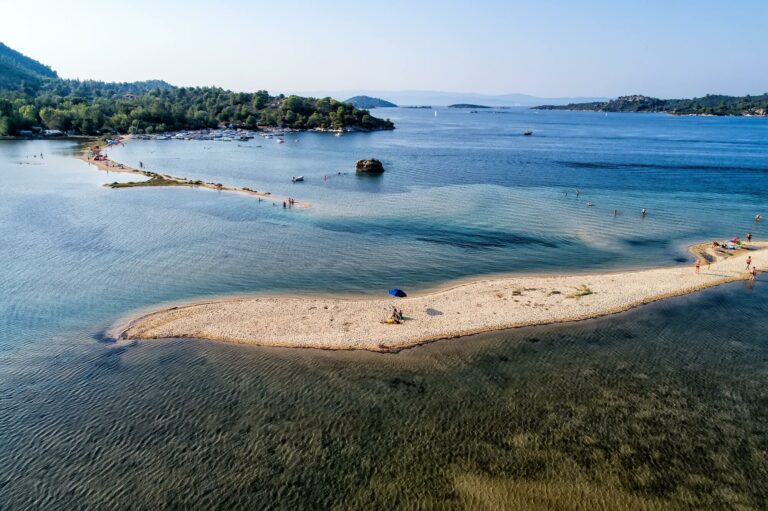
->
0 42 394 136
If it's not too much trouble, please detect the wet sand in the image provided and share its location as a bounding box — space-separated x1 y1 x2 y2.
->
118 242 767 352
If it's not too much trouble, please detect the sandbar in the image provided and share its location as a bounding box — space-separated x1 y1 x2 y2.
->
118 242 766 352
76 136 308 207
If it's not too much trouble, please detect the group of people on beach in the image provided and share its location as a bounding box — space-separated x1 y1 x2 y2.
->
699 231 759 280
384 306 404 325
282 197 297 208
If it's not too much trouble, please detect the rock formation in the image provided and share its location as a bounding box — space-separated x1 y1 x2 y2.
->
355 159 385 174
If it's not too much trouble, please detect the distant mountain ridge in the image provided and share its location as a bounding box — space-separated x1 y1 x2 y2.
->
297 89 609 107
533 94 768 116
0 42 58 91
345 95 397 108
0 42 172 95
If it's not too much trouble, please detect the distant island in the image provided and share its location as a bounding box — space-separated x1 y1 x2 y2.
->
448 104 491 109
0 42 394 136
344 95 397 109
401 106 432 109
533 94 768 116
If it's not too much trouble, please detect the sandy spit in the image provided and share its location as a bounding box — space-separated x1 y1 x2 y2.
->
118 243 767 352
75 136 308 207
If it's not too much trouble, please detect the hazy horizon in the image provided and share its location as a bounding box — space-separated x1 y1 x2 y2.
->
2 0 767 98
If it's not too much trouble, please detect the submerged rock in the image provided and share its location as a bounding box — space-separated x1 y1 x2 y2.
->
355 158 385 174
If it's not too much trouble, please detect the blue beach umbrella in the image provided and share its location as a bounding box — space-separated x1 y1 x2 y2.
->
388 288 407 298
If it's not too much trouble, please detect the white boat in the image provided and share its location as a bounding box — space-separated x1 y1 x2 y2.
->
277 138 285 144
292 176 304 183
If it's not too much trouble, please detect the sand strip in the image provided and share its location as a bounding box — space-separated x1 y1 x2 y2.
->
76 136 308 207
118 242 766 352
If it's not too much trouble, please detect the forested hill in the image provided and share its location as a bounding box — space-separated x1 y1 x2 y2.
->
0 42 394 136
0 42 58 91
533 94 768 116
345 96 397 108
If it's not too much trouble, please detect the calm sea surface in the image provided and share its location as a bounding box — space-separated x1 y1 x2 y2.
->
1 108 767 509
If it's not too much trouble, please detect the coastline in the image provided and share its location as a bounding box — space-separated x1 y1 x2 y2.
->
530 108 767 117
75 136 309 208
117 242 767 353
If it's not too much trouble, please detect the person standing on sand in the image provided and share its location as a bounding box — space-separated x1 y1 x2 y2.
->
750 267 758 281
746 256 752 270
747 232 752 243
694 260 701 273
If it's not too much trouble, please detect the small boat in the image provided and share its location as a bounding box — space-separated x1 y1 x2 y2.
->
292 176 304 183
523 129 533 136
277 138 285 144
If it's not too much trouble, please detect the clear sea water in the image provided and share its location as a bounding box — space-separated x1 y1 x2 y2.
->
1 108 767 509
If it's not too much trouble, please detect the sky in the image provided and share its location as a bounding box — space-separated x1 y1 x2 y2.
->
1 0 766 98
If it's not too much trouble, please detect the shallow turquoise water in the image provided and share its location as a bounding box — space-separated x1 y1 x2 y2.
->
2 109 767 351
1 109 767 508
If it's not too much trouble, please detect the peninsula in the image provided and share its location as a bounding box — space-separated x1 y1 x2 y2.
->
117 242 766 352
533 94 768 116
0 42 394 137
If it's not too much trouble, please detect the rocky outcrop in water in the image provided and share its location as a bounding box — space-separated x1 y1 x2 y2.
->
355 159 385 173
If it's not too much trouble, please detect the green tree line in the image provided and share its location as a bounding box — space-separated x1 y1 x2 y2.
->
0 82 394 136
533 94 768 116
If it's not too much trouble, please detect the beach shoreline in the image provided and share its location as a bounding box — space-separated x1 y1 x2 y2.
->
116 242 767 353
75 136 309 207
